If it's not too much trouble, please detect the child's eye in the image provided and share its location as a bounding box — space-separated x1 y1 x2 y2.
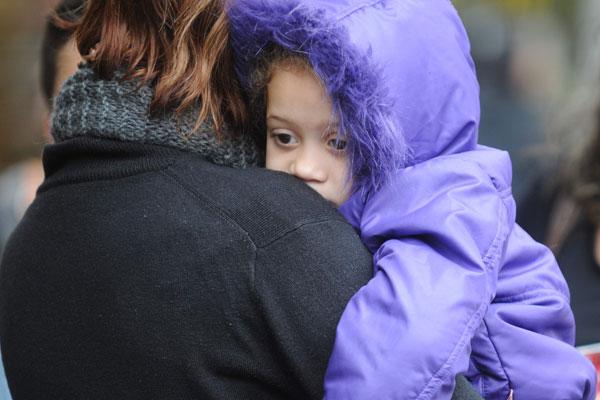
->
271 131 298 146
327 138 347 151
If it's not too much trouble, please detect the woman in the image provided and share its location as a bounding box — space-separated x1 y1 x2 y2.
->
0 1 375 398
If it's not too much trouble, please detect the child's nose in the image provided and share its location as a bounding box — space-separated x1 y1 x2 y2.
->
290 149 327 183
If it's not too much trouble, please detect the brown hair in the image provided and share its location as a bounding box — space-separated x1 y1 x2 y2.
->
65 0 247 135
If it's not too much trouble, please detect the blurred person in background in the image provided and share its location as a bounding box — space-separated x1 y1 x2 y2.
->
518 0 600 392
458 2 570 203
0 1 83 399
459 4 540 202
0 0 82 261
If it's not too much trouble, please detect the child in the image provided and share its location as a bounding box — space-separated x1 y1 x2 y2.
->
229 1 598 399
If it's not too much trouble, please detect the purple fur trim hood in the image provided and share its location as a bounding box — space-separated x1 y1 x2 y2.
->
228 0 478 195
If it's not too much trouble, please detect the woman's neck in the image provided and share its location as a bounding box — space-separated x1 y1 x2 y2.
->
51 64 260 169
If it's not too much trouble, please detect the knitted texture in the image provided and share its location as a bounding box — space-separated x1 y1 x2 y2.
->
51 65 260 168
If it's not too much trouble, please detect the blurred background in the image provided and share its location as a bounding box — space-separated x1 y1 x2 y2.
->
0 0 60 167
456 0 590 201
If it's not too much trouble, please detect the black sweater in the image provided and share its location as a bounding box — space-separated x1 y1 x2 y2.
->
0 137 482 400
0 137 373 399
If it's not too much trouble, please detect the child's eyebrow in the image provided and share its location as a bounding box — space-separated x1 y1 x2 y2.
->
267 113 341 136
266 113 304 131
266 114 293 125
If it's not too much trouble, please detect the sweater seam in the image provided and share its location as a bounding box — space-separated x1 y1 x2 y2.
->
250 218 354 324
161 168 259 312
161 168 255 246
256 218 347 249
163 166 346 249
163 167 349 305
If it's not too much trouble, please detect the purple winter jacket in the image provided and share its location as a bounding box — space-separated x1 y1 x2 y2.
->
229 1 598 399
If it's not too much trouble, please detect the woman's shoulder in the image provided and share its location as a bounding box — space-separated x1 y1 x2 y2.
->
169 156 349 247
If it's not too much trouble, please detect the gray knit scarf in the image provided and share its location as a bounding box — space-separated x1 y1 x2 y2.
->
51 65 260 168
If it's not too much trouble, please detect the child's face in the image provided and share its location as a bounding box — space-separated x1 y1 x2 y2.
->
265 67 351 206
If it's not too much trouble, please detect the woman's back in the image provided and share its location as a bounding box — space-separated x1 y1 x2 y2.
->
0 134 373 399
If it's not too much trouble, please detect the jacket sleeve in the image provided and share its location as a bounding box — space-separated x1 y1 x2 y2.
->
324 153 513 400
468 224 597 399
324 150 597 400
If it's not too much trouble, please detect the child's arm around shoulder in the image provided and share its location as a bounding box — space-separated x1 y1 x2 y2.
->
325 149 513 400
325 148 597 400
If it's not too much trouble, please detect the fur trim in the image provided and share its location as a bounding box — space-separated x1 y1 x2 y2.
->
229 0 408 196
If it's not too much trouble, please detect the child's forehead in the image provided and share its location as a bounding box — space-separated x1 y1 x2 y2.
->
267 67 341 132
